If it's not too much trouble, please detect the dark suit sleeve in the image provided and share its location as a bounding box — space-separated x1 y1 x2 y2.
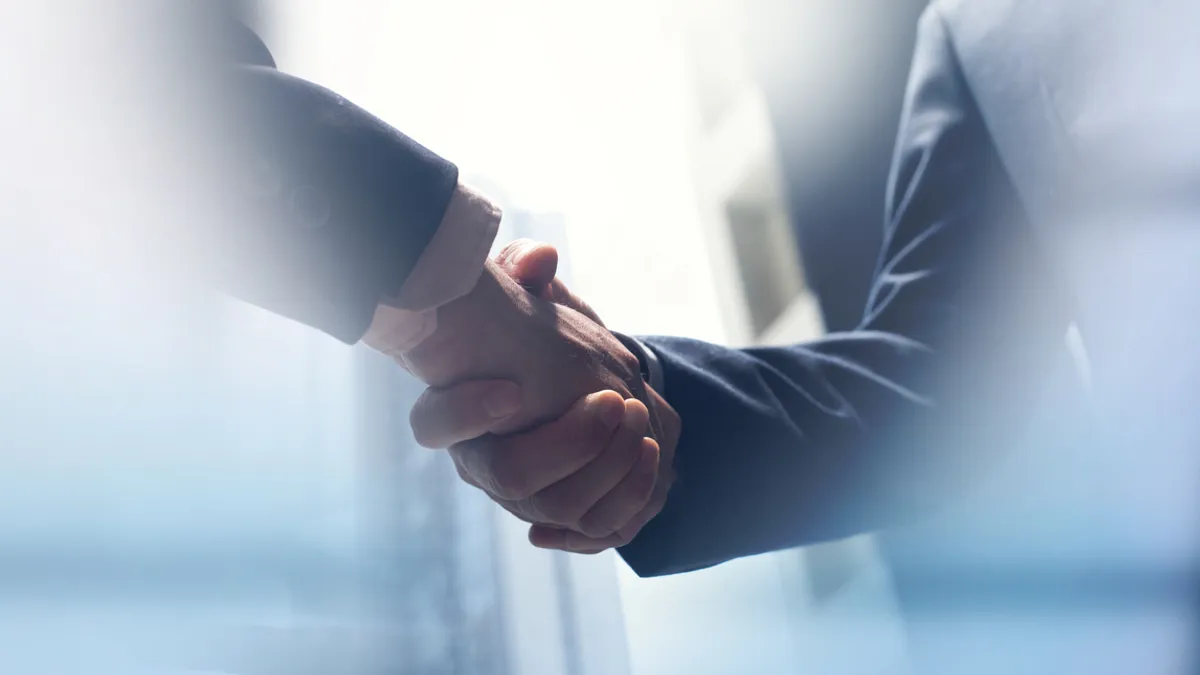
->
618 8 1073 577
177 21 461 344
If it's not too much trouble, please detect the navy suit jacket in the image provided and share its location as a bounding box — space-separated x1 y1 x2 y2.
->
201 10 1075 577
621 0 1200 587
194 5 1196 588
618 4 1077 577
172 14 461 345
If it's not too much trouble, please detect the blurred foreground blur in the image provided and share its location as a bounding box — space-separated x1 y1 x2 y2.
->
2 1 1199 674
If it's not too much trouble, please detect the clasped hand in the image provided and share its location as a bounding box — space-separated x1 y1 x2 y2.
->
373 241 678 553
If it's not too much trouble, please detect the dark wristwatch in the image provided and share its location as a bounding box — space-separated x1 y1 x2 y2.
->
612 332 664 394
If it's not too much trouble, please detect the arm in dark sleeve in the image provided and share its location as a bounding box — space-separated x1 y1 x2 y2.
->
173 20 497 344
618 8 1073 577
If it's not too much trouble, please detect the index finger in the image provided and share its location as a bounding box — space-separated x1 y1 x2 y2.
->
409 379 523 449
451 390 625 502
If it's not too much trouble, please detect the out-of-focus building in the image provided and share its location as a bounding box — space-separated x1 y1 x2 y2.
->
0 1 937 673
662 0 823 348
249 4 635 673
250 0 921 672
619 1 928 673
473 175 634 675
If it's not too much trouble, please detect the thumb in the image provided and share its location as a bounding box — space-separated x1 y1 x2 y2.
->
495 238 604 325
495 239 559 294
546 278 604 326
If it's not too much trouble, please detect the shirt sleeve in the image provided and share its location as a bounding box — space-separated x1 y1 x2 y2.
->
178 20 500 344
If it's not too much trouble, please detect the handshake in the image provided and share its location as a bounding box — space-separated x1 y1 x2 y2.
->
364 239 680 554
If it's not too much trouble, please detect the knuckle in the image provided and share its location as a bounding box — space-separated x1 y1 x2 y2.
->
508 499 542 526
578 504 620 538
409 410 441 449
524 492 555 524
489 462 532 502
571 425 611 465
579 489 652 540
451 455 480 489
401 334 464 386
398 338 434 373
583 504 633 538
533 493 588 528
501 501 537 525
451 443 491 488
577 515 616 539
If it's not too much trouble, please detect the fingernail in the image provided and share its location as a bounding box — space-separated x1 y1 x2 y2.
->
500 239 534 266
639 438 661 471
622 400 648 432
484 382 522 418
515 239 539 260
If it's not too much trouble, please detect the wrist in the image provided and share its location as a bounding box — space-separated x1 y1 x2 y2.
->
363 183 501 357
611 332 664 394
385 182 501 311
645 384 680 485
611 333 677 468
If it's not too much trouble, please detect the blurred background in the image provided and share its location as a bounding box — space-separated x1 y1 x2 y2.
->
246 0 932 672
0 0 938 672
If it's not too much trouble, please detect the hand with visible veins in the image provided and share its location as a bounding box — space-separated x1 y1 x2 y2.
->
381 255 646 438
408 240 680 552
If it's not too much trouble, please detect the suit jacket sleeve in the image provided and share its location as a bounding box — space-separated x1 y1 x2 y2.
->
174 20 498 344
618 8 1073 577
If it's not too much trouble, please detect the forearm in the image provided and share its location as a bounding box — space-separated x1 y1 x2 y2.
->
182 20 501 345
387 259 646 434
361 184 502 352
620 300 1068 578
617 7 1073 577
618 333 948 576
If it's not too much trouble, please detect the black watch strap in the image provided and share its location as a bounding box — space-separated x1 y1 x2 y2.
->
612 332 665 395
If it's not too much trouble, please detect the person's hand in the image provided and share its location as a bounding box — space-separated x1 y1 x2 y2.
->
409 239 681 552
414 387 663 549
492 239 604 325
367 254 646 437
493 239 675 449
529 383 679 553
